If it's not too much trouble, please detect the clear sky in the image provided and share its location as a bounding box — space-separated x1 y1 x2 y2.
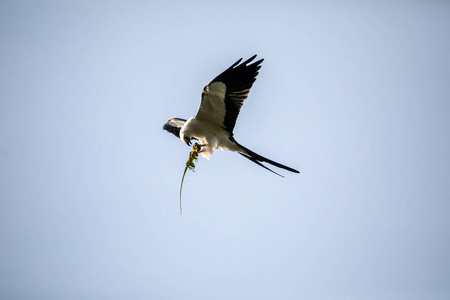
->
1 1 450 299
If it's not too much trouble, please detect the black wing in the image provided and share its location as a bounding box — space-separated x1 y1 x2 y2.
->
163 118 186 138
196 55 263 133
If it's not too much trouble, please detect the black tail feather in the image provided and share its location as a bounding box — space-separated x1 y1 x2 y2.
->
231 137 300 177
237 152 285 177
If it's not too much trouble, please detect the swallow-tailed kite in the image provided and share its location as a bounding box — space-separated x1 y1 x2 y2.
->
163 55 299 177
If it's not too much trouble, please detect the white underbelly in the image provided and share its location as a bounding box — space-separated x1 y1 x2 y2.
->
188 118 238 159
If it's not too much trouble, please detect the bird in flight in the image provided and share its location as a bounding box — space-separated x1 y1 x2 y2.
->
163 55 299 177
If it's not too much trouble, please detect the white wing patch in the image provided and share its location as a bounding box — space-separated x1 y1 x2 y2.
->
195 81 227 128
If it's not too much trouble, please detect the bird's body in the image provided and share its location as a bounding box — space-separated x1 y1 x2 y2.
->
163 55 299 177
180 116 240 159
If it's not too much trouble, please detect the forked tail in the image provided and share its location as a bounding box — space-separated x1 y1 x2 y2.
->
230 137 300 177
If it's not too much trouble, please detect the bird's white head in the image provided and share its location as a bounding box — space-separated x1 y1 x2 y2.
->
181 133 192 146
179 117 195 146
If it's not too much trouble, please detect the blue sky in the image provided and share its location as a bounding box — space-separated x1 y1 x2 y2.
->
1 1 450 299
